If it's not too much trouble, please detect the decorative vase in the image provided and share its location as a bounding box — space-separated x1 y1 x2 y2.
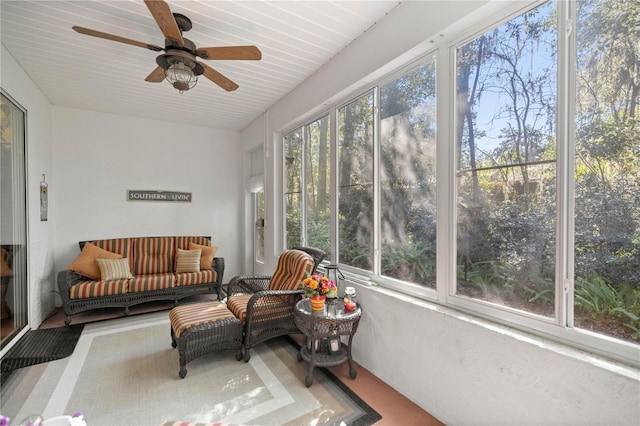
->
310 295 326 311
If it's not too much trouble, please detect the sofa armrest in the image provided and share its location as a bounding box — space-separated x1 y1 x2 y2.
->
57 269 87 307
212 257 225 284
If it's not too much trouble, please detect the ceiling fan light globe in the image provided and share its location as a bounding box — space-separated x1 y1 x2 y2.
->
164 62 197 92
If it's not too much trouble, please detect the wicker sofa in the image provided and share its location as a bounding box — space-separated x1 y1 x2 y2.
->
57 236 224 325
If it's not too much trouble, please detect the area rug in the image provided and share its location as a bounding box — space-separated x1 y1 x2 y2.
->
1 324 84 373
1 311 380 426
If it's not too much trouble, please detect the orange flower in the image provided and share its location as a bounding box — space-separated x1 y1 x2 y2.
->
303 273 337 297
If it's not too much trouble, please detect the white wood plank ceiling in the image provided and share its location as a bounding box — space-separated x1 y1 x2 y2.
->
1 0 401 131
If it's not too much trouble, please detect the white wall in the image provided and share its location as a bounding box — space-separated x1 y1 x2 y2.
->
240 1 640 424
1 45 55 327
354 283 639 425
52 106 243 298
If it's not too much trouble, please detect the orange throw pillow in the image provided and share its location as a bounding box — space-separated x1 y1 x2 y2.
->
189 242 218 271
68 242 122 279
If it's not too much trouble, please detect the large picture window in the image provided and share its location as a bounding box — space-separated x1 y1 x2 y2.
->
338 92 374 270
380 62 437 287
454 1 557 317
281 0 639 364
284 129 302 249
574 0 640 341
284 115 331 255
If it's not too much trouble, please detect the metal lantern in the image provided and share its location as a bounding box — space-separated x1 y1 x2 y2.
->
324 264 344 296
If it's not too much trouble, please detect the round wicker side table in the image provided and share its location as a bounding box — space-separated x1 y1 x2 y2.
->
293 298 361 387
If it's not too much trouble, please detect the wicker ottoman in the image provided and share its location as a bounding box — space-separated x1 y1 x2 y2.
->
169 302 243 378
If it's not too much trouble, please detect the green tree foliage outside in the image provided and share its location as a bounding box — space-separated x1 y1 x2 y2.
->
574 0 639 340
286 0 639 344
455 0 639 341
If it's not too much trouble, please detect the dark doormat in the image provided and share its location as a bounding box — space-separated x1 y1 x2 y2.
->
1 324 84 373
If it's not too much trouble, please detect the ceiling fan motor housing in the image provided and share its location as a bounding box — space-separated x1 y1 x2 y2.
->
156 50 204 76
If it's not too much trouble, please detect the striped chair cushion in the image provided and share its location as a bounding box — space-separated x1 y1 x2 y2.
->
69 279 129 299
174 270 216 287
133 237 176 275
169 302 236 338
129 273 175 293
268 249 314 291
226 294 294 325
226 294 253 324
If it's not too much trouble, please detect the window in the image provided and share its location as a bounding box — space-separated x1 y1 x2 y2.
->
574 0 640 341
284 128 302 249
284 116 331 255
454 1 558 317
280 0 639 364
380 62 437 287
305 116 331 255
338 92 374 270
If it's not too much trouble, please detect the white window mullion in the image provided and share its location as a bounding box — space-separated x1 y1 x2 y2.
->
556 0 577 328
372 87 381 276
330 108 339 263
300 126 308 246
437 47 454 305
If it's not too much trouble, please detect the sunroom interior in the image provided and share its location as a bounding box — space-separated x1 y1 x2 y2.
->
1 0 638 424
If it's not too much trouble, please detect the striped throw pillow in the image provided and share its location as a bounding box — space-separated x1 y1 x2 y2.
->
175 248 201 273
96 258 134 281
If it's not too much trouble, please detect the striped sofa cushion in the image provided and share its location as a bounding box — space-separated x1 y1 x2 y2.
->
69 279 129 299
169 301 236 338
87 238 134 272
269 249 314 291
87 238 132 257
129 273 175 293
133 237 175 275
174 270 216 287
175 236 211 250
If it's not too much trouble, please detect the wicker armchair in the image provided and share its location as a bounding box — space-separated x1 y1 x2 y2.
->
291 246 327 273
226 249 314 361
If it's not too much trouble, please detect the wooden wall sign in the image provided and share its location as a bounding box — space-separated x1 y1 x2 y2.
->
127 190 192 202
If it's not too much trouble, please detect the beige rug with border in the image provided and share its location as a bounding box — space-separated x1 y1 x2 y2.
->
1 310 380 426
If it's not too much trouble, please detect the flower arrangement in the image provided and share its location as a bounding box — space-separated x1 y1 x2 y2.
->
302 273 338 298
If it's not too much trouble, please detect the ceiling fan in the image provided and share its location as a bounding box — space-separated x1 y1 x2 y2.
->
72 0 261 93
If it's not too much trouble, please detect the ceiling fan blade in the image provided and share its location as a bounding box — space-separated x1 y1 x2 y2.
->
145 67 165 82
196 46 262 61
202 63 239 92
72 26 163 52
144 0 184 47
